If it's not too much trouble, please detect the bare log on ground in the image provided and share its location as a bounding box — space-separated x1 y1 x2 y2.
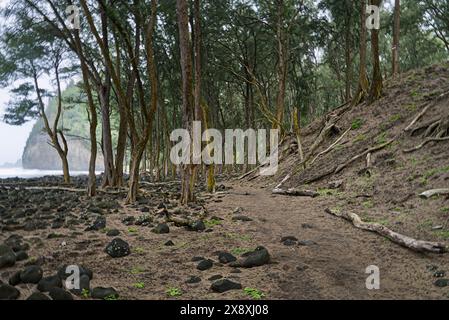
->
334 139 395 174
325 208 447 254
403 137 449 153
419 189 449 199
272 187 319 197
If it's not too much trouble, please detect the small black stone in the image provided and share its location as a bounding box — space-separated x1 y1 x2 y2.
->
189 221 206 232
186 276 202 284
106 229 120 237
0 284 20 300
164 240 175 246
15 251 29 261
211 279 242 293
152 223 170 234
91 287 119 300
0 252 16 269
27 292 51 300
434 279 449 288
229 246 270 268
218 252 237 264
20 265 43 284
105 238 131 258
8 271 21 286
38 275 62 292
197 259 214 271
49 288 74 300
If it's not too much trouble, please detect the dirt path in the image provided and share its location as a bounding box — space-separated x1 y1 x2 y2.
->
2 182 449 300
202 183 449 299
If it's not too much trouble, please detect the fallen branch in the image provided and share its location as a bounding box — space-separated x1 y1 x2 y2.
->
405 91 449 132
272 187 319 197
325 208 447 254
310 127 351 166
334 139 395 174
419 189 449 199
403 137 449 153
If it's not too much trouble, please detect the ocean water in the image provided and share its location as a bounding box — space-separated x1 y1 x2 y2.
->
0 167 92 179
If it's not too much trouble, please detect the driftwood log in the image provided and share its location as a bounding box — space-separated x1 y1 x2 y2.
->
272 188 319 197
419 189 449 199
325 208 447 254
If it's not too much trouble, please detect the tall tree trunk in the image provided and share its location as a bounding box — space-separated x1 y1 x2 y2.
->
369 0 383 103
99 2 114 188
392 0 401 77
177 0 196 204
353 0 370 105
274 0 287 132
344 11 353 101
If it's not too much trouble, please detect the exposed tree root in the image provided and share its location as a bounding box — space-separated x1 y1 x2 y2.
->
405 91 449 132
325 208 447 254
403 137 449 153
310 127 351 166
334 139 395 174
419 189 449 199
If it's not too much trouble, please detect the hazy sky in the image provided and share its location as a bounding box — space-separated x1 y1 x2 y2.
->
0 89 36 165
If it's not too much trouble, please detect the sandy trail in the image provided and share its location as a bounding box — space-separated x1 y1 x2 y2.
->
2 182 448 300
203 183 449 299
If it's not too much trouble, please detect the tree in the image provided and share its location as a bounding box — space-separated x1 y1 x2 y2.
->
353 0 370 105
177 0 197 204
0 24 72 183
392 0 401 77
369 0 383 103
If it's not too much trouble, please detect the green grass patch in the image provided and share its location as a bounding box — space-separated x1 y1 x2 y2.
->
351 118 364 130
354 134 367 143
204 219 222 228
362 200 374 209
231 247 252 256
389 114 402 123
440 207 449 214
133 282 145 289
433 230 449 240
244 287 265 300
166 287 182 297
128 227 138 234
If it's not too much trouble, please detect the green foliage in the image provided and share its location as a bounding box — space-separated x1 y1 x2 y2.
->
244 287 265 300
133 282 145 289
166 287 182 297
351 119 364 130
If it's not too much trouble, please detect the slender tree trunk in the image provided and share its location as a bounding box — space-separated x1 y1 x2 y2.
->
274 0 287 132
177 0 196 204
99 3 114 188
369 0 383 103
353 0 370 105
392 0 401 77
344 11 353 101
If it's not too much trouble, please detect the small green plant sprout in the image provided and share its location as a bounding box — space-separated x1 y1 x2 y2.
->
441 207 449 214
81 289 90 299
128 227 138 234
244 287 265 300
389 114 402 123
166 287 182 297
133 282 145 289
133 247 145 255
104 294 119 301
351 118 364 130
204 218 222 228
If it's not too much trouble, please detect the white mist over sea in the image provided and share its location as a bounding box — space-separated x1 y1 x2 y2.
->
0 168 92 179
